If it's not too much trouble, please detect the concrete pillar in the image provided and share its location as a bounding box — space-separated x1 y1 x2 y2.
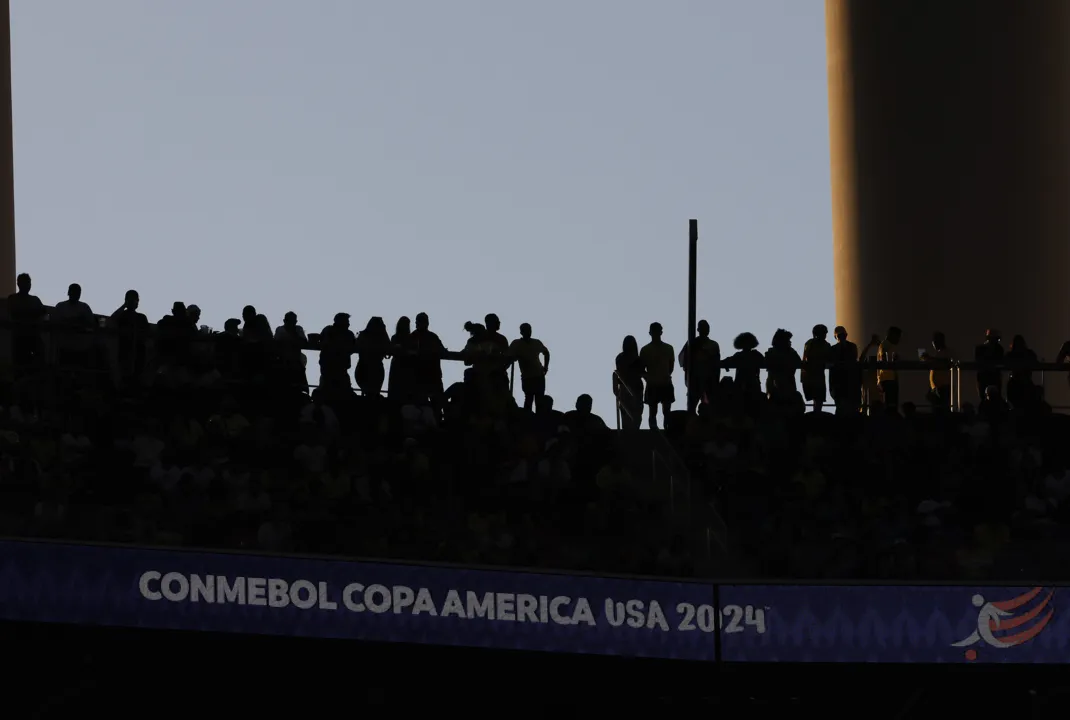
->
826 0 1070 408
0 0 13 298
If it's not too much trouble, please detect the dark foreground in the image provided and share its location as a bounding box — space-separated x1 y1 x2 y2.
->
7 621 1070 716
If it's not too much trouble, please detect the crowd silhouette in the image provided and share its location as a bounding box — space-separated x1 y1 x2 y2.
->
4 272 1070 581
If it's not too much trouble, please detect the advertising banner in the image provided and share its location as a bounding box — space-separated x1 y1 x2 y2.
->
720 584 1066 664
0 540 716 661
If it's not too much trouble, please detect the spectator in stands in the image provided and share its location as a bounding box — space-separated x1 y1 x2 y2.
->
565 394 608 433
1005 334 1038 410
877 326 902 410
274 311 308 391
355 316 390 397
765 329 801 406
802 324 831 413
241 305 272 342
678 319 720 414
828 326 860 415
922 331 953 410
51 283 96 368
411 312 445 413
157 302 195 367
7 272 45 372
509 323 550 412
859 332 881 410
110 289 148 382
388 316 415 402
319 312 356 391
639 322 675 430
484 313 510 393
726 332 762 400
975 329 1004 402
187 304 202 329
614 335 643 431
274 311 306 345
52 283 94 328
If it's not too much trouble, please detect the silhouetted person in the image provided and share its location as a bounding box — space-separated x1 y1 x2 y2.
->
484 313 510 394
727 332 763 399
52 283 94 328
319 312 356 391
613 335 644 431
355 316 390 397
858 332 881 410
411 312 445 413
639 322 675 430
214 318 243 378
802 324 831 413
388 316 416 402
274 311 307 345
921 331 953 410
7 272 45 372
111 289 148 383
975 329 1004 403
157 301 194 366
241 305 272 342
877 326 902 410
979 384 1009 422
274 311 308 391
1005 334 1038 410
52 283 95 368
678 319 721 413
509 323 550 412
565 393 609 433
828 326 861 415
534 394 565 437
765 329 801 404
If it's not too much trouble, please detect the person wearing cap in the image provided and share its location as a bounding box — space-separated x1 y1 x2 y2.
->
828 325 861 415
802 324 831 413
975 328 1004 403
318 312 356 391
639 321 675 430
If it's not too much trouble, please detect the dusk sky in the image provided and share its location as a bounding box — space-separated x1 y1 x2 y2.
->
11 1 832 416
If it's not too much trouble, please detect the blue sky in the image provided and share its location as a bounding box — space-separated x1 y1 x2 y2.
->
11 0 833 417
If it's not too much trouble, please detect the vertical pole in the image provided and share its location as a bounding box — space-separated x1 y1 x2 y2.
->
0 0 12 297
687 219 698 406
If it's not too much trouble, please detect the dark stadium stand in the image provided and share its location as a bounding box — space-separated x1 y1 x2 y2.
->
3 288 1070 708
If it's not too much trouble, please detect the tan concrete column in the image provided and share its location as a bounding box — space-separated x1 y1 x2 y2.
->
826 0 1070 408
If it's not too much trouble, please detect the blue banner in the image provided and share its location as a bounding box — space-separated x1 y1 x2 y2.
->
720 584 1066 664
0 540 715 661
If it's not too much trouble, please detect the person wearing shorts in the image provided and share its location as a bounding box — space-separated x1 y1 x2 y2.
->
639 322 676 430
508 323 550 412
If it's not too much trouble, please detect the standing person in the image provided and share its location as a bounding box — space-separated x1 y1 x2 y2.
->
613 336 644 430
410 312 445 415
355 316 390 397
318 313 356 392
111 289 149 384
388 316 415 402
639 322 675 430
8 273 46 373
921 331 953 410
877 326 903 410
975 329 1004 403
678 319 721 414
828 326 861 415
802 324 832 413
508 323 550 412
